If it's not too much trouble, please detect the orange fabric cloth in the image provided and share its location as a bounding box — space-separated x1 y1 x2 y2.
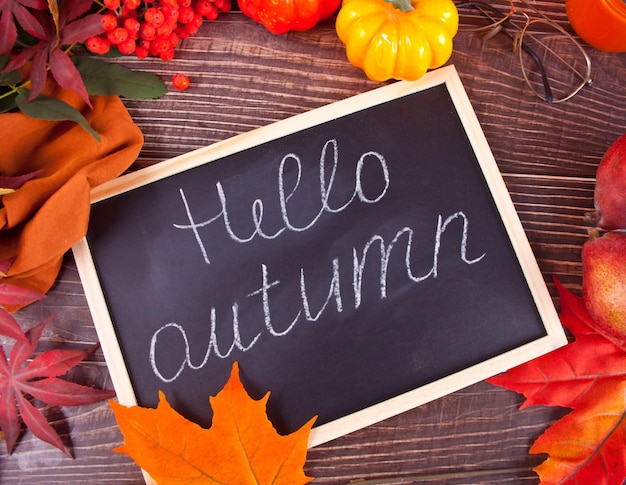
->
0 83 143 296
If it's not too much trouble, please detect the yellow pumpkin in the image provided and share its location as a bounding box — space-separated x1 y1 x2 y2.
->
336 0 459 82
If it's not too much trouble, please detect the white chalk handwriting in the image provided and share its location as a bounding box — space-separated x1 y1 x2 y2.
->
172 139 389 264
150 211 486 383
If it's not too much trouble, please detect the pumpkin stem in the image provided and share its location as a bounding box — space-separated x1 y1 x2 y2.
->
384 0 414 11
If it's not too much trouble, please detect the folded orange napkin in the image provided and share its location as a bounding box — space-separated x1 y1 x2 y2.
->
0 81 143 300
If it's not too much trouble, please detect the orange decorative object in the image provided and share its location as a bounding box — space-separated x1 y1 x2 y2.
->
566 0 626 52
111 362 316 485
0 79 143 299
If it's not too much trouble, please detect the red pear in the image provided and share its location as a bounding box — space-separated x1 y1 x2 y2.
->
590 133 626 231
582 232 626 342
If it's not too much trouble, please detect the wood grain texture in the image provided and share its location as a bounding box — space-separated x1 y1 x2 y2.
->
2 2 625 483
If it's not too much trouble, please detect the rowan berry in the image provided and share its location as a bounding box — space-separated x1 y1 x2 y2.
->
191 13 203 27
104 0 120 9
178 5 195 23
135 45 149 58
195 0 217 19
86 36 111 55
175 26 190 38
107 27 129 44
117 38 137 54
156 23 173 37
123 0 141 9
124 17 141 37
138 37 152 48
184 19 199 34
121 6 139 18
159 47 175 61
139 22 156 40
214 0 231 12
161 3 179 25
172 73 190 90
100 13 118 31
150 35 171 54
177 0 192 8
168 31 179 48
144 6 165 27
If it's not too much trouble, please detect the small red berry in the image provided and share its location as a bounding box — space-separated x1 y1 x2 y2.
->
139 22 156 40
162 3 179 25
214 0 231 12
144 6 165 27
195 0 217 18
184 21 199 34
190 13 203 27
123 0 141 10
150 35 171 54
175 26 190 38
117 38 137 54
156 23 173 37
120 6 139 17
172 73 190 90
135 45 149 58
107 27 129 44
86 36 111 55
100 13 118 31
124 17 141 37
104 0 120 9
159 47 176 61
178 5 194 23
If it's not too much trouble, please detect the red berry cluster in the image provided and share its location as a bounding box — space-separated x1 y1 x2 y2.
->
87 0 231 60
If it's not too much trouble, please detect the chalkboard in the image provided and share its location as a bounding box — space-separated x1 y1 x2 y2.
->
73 65 567 448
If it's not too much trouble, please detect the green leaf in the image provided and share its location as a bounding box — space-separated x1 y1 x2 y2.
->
15 91 101 142
0 70 22 87
72 56 167 99
0 92 18 113
0 56 21 87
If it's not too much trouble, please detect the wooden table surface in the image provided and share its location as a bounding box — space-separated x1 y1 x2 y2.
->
3 0 626 483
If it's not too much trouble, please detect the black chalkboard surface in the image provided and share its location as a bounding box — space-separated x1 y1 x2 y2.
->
74 66 567 447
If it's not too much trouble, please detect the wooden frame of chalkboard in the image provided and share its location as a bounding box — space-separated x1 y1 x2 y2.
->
73 65 567 452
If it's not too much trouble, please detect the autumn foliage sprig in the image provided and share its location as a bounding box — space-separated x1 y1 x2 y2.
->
0 258 116 456
0 0 166 139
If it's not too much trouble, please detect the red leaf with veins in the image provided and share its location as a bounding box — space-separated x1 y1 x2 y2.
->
488 278 626 484
0 316 116 455
0 258 45 342
1 0 103 105
0 0 47 54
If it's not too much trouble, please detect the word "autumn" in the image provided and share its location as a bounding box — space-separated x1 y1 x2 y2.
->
150 139 486 383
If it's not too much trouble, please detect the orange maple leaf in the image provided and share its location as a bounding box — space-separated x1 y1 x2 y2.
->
110 362 316 485
488 278 626 485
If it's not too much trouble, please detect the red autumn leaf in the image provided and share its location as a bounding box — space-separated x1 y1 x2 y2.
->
488 278 626 485
0 257 45 342
0 0 47 55
0 282 44 307
530 378 626 485
0 169 44 192
2 0 104 105
0 308 29 343
0 315 116 455
111 362 316 484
